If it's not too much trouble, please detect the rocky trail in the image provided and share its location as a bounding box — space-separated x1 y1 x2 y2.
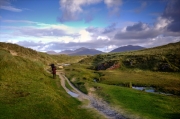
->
57 71 127 119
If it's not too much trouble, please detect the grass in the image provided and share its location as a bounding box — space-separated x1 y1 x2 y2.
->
64 59 180 118
65 79 74 91
80 41 180 72
50 54 87 64
66 76 88 94
58 41 180 118
0 78 97 119
1 41 180 119
65 64 97 81
65 63 180 95
0 44 101 119
64 64 99 94
0 42 55 65
96 70 180 95
91 83 180 119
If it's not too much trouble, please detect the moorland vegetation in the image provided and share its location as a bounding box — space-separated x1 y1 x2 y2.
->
64 41 180 119
0 41 180 119
0 42 100 119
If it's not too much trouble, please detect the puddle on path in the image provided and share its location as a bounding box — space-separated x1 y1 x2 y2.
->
68 91 79 97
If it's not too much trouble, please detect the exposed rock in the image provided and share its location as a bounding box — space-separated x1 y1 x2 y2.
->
96 61 120 70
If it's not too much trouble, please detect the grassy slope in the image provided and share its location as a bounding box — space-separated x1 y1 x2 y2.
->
0 43 100 119
64 64 180 119
64 41 180 119
64 64 98 94
92 83 180 119
98 70 180 95
81 41 180 71
0 42 55 65
50 54 87 64
79 41 180 94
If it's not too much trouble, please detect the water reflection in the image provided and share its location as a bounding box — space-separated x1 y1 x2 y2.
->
132 86 155 92
68 91 79 97
132 86 172 95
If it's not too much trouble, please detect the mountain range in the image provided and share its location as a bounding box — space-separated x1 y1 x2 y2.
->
46 51 58 54
64 47 104 55
47 45 146 55
47 47 104 55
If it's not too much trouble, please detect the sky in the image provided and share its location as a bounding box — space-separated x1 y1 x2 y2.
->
0 0 180 52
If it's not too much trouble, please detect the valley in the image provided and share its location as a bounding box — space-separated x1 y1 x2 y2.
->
0 42 180 119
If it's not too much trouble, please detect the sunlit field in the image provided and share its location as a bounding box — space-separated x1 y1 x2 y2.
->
64 42 180 119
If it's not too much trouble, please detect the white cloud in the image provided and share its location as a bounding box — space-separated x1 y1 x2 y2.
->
0 5 22 12
107 45 118 51
60 0 102 13
7 40 19 43
0 0 22 12
58 0 102 22
145 35 180 48
155 17 172 30
104 0 122 15
61 36 74 43
78 30 92 42
97 36 110 41
2 20 48 26
104 0 122 8
58 0 123 22
1 17 180 52
0 20 94 45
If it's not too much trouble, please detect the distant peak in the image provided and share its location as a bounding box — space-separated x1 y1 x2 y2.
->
78 47 88 49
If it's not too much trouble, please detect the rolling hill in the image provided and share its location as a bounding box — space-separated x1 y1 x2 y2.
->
81 41 180 71
1 41 180 119
63 41 180 119
110 45 145 53
79 41 180 93
0 42 98 119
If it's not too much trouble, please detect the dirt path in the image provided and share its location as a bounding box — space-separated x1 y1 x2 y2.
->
58 72 89 101
57 71 127 119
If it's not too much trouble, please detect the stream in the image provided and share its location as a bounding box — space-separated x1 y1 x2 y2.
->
59 73 126 119
132 86 173 95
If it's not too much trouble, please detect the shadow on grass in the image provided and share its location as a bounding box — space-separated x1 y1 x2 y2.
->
47 75 54 79
167 113 180 119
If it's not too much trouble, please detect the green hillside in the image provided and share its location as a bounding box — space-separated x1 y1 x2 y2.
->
77 42 180 94
81 41 180 72
0 42 99 119
64 42 180 119
50 54 87 64
1 42 180 119
0 42 56 65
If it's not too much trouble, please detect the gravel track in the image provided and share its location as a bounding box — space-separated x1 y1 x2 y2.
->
58 72 127 119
